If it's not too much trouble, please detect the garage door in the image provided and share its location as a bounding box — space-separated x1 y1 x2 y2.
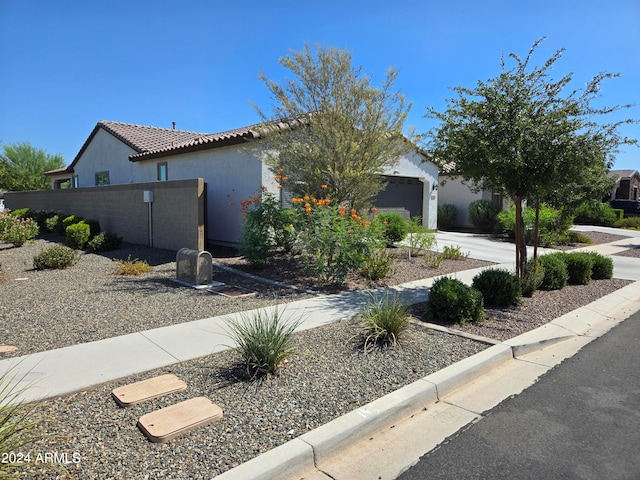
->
373 176 423 220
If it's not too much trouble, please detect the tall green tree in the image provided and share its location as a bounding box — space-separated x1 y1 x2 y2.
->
254 43 412 211
0 142 65 191
424 38 637 275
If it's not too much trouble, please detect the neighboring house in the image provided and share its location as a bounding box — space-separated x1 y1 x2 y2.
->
608 169 640 216
47 120 438 246
437 173 507 229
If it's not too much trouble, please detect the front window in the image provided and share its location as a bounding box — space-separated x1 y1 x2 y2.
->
157 162 168 181
95 171 110 186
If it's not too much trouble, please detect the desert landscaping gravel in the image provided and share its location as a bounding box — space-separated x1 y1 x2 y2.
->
0 230 636 478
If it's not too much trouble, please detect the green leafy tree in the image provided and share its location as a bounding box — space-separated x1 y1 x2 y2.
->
0 142 65 191
424 38 637 275
254 43 412 211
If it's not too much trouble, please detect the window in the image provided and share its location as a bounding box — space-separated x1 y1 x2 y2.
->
157 162 168 181
95 171 110 186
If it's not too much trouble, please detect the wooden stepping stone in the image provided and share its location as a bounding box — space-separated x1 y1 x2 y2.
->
137 397 223 443
111 374 187 407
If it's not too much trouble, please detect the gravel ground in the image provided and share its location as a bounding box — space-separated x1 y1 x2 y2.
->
0 230 636 478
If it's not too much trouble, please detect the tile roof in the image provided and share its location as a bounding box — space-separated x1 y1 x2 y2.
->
608 169 639 179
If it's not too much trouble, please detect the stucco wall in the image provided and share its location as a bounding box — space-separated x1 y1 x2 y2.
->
5 179 205 251
74 129 139 187
438 176 485 228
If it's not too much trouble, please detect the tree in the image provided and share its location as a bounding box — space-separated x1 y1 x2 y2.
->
424 38 637 276
0 142 65 191
254 43 412 212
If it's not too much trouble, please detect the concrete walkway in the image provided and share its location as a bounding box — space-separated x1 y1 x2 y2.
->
2 227 640 478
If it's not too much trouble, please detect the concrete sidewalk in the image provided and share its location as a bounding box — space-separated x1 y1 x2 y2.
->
1 228 640 478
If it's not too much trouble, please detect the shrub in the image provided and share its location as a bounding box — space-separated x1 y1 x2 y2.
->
225 305 302 377
44 214 64 233
0 214 39 247
587 252 613 280
8 208 30 219
81 219 101 238
361 248 395 281
614 217 640 230
33 245 79 269
360 293 411 351
61 215 83 231
374 212 408 245
437 204 457 231
573 201 618 227
441 245 469 260
66 222 91 249
565 230 593 245
426 277 485 324
468 199 502 233
405 216 436 257
562 252 594 285
87 231 122 252
498 203 572 246
472 268 522 307
537 253 568 290
113 255 152 275
239 193 296 268
521 259 545 297
29 210 56 230
423 251 443 268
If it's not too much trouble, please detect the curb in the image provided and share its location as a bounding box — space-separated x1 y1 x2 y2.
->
215 283 640 480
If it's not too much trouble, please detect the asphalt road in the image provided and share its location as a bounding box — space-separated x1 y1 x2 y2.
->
397 310 640 480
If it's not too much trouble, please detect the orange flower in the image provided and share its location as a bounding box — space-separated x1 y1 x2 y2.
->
277 185 282 189
339 205 347 217
252 196 260 203
371 207 377 213
277 168 284 174
321 184 327 189
228 201 235 206
283 176 289 181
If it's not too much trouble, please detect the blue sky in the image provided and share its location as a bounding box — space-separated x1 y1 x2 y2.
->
1 0 639 170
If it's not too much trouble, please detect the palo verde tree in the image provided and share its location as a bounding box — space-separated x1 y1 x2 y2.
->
253 43 412 212
424 38 637 276
0 142 65 191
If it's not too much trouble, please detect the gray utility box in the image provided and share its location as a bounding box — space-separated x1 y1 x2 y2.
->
176 248 213 286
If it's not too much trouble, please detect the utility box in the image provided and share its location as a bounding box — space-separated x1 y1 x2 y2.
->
175 248 213 287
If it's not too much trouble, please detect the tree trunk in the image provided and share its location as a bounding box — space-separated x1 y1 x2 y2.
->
514 197 527 277
533 198 540 262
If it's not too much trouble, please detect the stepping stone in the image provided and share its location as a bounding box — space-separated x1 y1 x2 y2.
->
137 397 223 443
111 374 187 407
208 284 257 297
0 345 18 354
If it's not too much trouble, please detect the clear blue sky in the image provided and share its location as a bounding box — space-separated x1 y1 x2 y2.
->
1 0 639 170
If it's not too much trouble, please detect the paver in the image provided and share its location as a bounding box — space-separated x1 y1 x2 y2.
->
111 373 187 407
137 396 223 443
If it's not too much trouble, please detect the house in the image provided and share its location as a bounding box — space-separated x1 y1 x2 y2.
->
608 169 640 216
437 173 507 230
46 120 439 246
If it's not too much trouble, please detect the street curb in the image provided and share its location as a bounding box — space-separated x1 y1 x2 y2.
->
215 283 640 480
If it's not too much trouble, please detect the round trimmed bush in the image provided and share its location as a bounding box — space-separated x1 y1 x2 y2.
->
472 268 521 307
375 212 408 245
587 252 613 280
66 222 91 250
468 199 502 233
537 253 568 291
562 252 594 285
87 231 122 252
426 276 485 324
33 245 79 270
437 204 457 231
521 259 545 297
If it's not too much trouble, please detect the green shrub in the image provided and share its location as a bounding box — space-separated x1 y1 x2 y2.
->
33 245 79 269
423 251 443 268
66 222 91 249
565 230 593 245
375 212 409 245
586 252 613 280
361 248 395 281
441 245 469 260
87 231 122 252
468 199 502 233
29 210 56 230
437 204 457 231
498 204 572 246
44 214 64 233
113 255 152 275
562 252 594 285
612 209 624 221
62 215 83 231
573 201 618 227
426 277 485 324
521 259 545 297
405 216 436 257
81 219 101 238
8 208 30 219
360 293 411 351
614 217 640 230
225 305 302 377
537 253 568 290
472 268 521 307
